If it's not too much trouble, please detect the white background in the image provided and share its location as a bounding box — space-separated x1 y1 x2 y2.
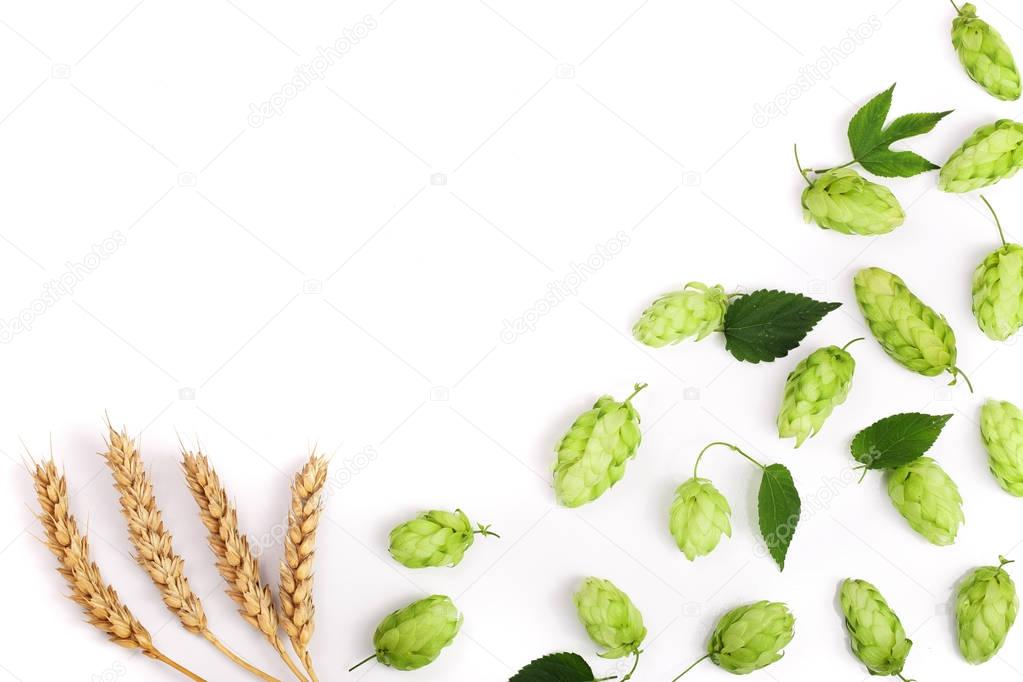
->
2 0 1023 680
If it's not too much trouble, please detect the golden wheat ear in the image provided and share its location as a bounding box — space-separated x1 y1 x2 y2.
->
280 453 329 682
101 424 281 682
181 448 309 682
31 459 206 682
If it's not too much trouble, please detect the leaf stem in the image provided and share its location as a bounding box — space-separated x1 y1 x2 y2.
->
670 653 710 682
841 337 865 351
950 0 962 13
980 195 1008 247
949 367 975 393
693 441 765 478
793 144 812 186
473 523 501 538
620 650 641 682
999 555 1015 569
810 159 857 174
348 654 376 673
624 383 648 403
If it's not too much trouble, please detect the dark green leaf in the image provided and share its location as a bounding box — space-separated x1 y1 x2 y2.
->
758 463 801 571
851 412 953 470
848 83 894 160
509 652 596 682
722 290 841 363
858 150 940 178
845 84 950 178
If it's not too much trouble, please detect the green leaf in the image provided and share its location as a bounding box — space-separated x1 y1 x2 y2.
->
509 652 597 682
758 463 801 571
858 150 939 178
722 290 841 363
851 412 953 470
845 84 951 178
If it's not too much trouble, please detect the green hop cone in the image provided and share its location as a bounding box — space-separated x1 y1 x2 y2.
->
707 601 795 675
388 509 498 568
553 384 645 507
777 341 858 447
956 556 1019 664
952 3 1021 101
351 595 462 672
854 267 972 388
887 456 964 546
980 399 1023 495
669 477 732 560
801 168 905 236
633 282 728 347
839 578 913 677
940 119 1023 192
974 244 1023 340
573 577 647 659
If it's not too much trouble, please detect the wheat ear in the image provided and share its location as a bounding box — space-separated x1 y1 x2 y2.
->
102 426 281 682
181 449 309 682
31 459 206 682
280 454 328 682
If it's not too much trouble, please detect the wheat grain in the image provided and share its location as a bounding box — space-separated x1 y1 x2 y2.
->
31 459 206 682
280 453 328 682
103 425 280 682
181 448 309 682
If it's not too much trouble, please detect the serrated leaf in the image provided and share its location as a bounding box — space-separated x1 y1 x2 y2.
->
509 652 596 682
848 84 894 159
758 463 801 571
858 149 940 178
851 412 953 470
845 84 950 178
722 290 841 363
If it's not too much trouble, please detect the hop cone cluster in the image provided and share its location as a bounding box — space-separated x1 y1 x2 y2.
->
801 168 905 236
973 243 1023 340
980 399 1023 496
952 3 1021 101
956 557 1019 664
854 267 964 384
573 577 647 658
707 601 794 674
371 595 462 671
553 385 644 507
669 477 732 561
887 457 964 546
777 344 856 447
388 509 495 568
940 119 1023 192
839 578 913 677
633 282 728 347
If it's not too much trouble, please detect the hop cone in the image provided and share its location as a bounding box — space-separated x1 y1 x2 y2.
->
839 578 913 677
708 601 794 675
388 509 495 568
669 477 732 560
371 595 462 671
777 343 856 447
573 577 647 658
973 244 1023 340
854 267 966 384
956 557 1019 664
980 399 1023 496
553 385 644 507
887 456 964 546
953 3 1021 101
940 119 1023 192
801 168 904 236
633 282 728 347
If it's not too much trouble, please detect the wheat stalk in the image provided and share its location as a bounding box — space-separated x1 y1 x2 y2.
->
280 453 328 682
181 448 309 682
102 425 281 682
31 459 206 682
